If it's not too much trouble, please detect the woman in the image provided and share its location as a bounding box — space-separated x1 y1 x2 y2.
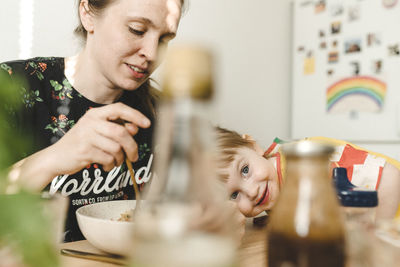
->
1 0 185 241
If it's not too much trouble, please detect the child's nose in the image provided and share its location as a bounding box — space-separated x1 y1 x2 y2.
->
243 183 259 201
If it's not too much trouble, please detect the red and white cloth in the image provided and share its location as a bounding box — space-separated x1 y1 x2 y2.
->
264 137 396 191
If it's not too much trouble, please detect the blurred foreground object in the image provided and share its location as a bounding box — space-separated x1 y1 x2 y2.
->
267 141 346 267
333 167 378 267
131 45 237 267
374 218 400 267
0 70 61 267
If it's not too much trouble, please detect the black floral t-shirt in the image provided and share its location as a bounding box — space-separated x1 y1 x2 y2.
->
0 57 155 242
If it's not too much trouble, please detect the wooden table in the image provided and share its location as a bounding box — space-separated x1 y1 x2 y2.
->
60 221 268 267
59 220 400 267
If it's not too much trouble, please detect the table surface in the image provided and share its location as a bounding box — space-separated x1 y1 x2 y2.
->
59 220 400 267
60 222 268 267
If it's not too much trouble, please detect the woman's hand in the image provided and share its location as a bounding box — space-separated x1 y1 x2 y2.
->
7 103 150 192
51 102 151 174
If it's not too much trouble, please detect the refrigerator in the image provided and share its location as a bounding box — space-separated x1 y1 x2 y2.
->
291 0 400 159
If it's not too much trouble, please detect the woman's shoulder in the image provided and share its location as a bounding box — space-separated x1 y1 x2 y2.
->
1 56 63 68
1 57 64 80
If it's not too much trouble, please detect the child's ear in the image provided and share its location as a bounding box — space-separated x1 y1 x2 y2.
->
79 0 95 33
242 134 264 155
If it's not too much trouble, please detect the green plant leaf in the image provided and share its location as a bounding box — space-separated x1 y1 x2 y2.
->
0 70 59 267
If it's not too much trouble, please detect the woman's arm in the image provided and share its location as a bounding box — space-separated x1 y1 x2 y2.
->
7 102 150 192
7 145 62 192
376 162 400 220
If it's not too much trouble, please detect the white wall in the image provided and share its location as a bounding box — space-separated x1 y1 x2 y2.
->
173 0 293 148
0 0 293 149
0 1 21 62
0 0 79 63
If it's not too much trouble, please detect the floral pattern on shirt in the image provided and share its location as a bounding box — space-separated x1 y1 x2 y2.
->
1 62 45 108
25 61 47 80
50 78 79 100
45 114 75 135
1 57 155 242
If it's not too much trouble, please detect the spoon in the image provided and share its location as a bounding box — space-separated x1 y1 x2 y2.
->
111 119 141 212
61 249 127 265
125 159 141 211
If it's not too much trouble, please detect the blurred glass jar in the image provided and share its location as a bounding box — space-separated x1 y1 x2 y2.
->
267 141 346 267
130 45 237 267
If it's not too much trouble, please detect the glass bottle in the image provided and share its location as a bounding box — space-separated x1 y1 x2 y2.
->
130 45 236 267
267 141 346 267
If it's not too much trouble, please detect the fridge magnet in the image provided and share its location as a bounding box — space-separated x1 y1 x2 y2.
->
345 38 361 53
332 40 338 48
382 0 398 8
303 52 315 75
350 61 360 75
315 0 326 14
327 69 334 76
349 110 359 120
388 44 400 55
297 46 305 52
348 5 361 22
331 4 344 16
319 30 325 38
367 33 381 47
328 51 339 63
372 60 383 74
331 21 341 34
326 76 386 113
320 42 327 49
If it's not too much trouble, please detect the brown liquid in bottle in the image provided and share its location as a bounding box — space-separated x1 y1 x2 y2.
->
266 141 346 267
268 232 345 267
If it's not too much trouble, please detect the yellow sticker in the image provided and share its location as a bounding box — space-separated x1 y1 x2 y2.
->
304 56 315 75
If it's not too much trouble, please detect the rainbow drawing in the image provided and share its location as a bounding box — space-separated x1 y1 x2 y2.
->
326 76 387 112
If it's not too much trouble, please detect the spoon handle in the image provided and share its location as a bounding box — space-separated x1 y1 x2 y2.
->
61 249 127 265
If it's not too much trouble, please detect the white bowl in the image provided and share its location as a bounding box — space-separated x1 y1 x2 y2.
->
76 200 137 256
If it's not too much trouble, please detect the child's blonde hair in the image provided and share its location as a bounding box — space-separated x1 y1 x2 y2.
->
214 126 255 181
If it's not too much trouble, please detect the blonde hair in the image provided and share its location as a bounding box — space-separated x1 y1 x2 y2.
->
214 126 255 181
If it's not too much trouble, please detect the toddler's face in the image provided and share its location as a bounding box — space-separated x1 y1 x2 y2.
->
219 146 280 217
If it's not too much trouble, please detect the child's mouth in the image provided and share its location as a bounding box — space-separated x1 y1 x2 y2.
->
256 182 270 206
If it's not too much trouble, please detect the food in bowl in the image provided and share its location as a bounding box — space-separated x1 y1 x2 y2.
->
117 209 135 222
76 200 137 256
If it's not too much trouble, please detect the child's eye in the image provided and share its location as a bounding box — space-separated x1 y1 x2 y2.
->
129 27 145 36
241 165 250 177
230 191 239 200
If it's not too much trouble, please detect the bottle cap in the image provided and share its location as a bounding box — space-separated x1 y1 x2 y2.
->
162 44 214 100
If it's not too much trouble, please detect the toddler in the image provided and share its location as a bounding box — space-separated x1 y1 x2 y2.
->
214 127 400 220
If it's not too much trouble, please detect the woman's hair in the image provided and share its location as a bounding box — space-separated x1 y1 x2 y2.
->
74 0 187 41
214 126 255 181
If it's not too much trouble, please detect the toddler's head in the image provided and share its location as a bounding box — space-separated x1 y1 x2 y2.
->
214 127 281 217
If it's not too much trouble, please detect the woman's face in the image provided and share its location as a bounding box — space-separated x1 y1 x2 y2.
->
87 0 182 91
221 146 280 217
